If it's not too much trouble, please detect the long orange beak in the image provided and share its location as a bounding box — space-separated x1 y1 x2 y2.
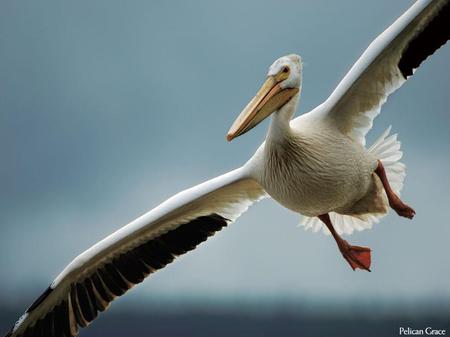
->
226 76 299 141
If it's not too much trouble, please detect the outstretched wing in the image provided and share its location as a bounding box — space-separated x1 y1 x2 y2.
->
322 0 450 145
5 167 266 337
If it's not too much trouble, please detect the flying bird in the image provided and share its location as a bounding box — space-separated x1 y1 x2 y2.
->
5 0 449 336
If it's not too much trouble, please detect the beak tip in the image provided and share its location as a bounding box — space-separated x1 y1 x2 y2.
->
226 134 234 142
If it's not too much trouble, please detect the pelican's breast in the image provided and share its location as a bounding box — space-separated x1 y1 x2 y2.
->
258 125 377 217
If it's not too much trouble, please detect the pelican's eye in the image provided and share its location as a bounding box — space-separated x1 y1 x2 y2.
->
275 66 290 82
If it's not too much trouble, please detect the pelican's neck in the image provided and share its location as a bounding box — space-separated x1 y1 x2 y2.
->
267 93 300 143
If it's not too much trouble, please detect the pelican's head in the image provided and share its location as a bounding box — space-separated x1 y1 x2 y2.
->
227 54 302 141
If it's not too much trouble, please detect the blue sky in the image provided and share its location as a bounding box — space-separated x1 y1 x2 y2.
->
0 0 449 308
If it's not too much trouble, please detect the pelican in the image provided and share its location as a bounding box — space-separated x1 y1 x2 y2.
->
5 0 449 336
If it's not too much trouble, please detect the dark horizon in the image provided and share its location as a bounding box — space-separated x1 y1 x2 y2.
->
2 300 449 337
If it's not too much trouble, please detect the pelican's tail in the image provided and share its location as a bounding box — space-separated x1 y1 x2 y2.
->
300 126 406 236
367 126 406 196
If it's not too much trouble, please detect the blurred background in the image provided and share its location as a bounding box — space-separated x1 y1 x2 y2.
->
1 0 449 336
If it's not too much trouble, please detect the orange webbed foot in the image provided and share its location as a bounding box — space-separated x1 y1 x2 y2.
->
339 241 372 272
391 199 416 219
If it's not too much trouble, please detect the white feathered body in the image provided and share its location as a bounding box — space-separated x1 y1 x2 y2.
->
250 116 384 217
247 102 404 235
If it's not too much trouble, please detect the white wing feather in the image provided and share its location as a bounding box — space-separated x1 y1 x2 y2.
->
7 167 266 337
319 0 449 145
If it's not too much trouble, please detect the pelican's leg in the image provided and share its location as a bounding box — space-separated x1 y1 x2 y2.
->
374 160 415 219
318 214 371 272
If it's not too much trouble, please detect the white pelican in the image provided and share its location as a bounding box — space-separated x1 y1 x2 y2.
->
5 0 449 336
